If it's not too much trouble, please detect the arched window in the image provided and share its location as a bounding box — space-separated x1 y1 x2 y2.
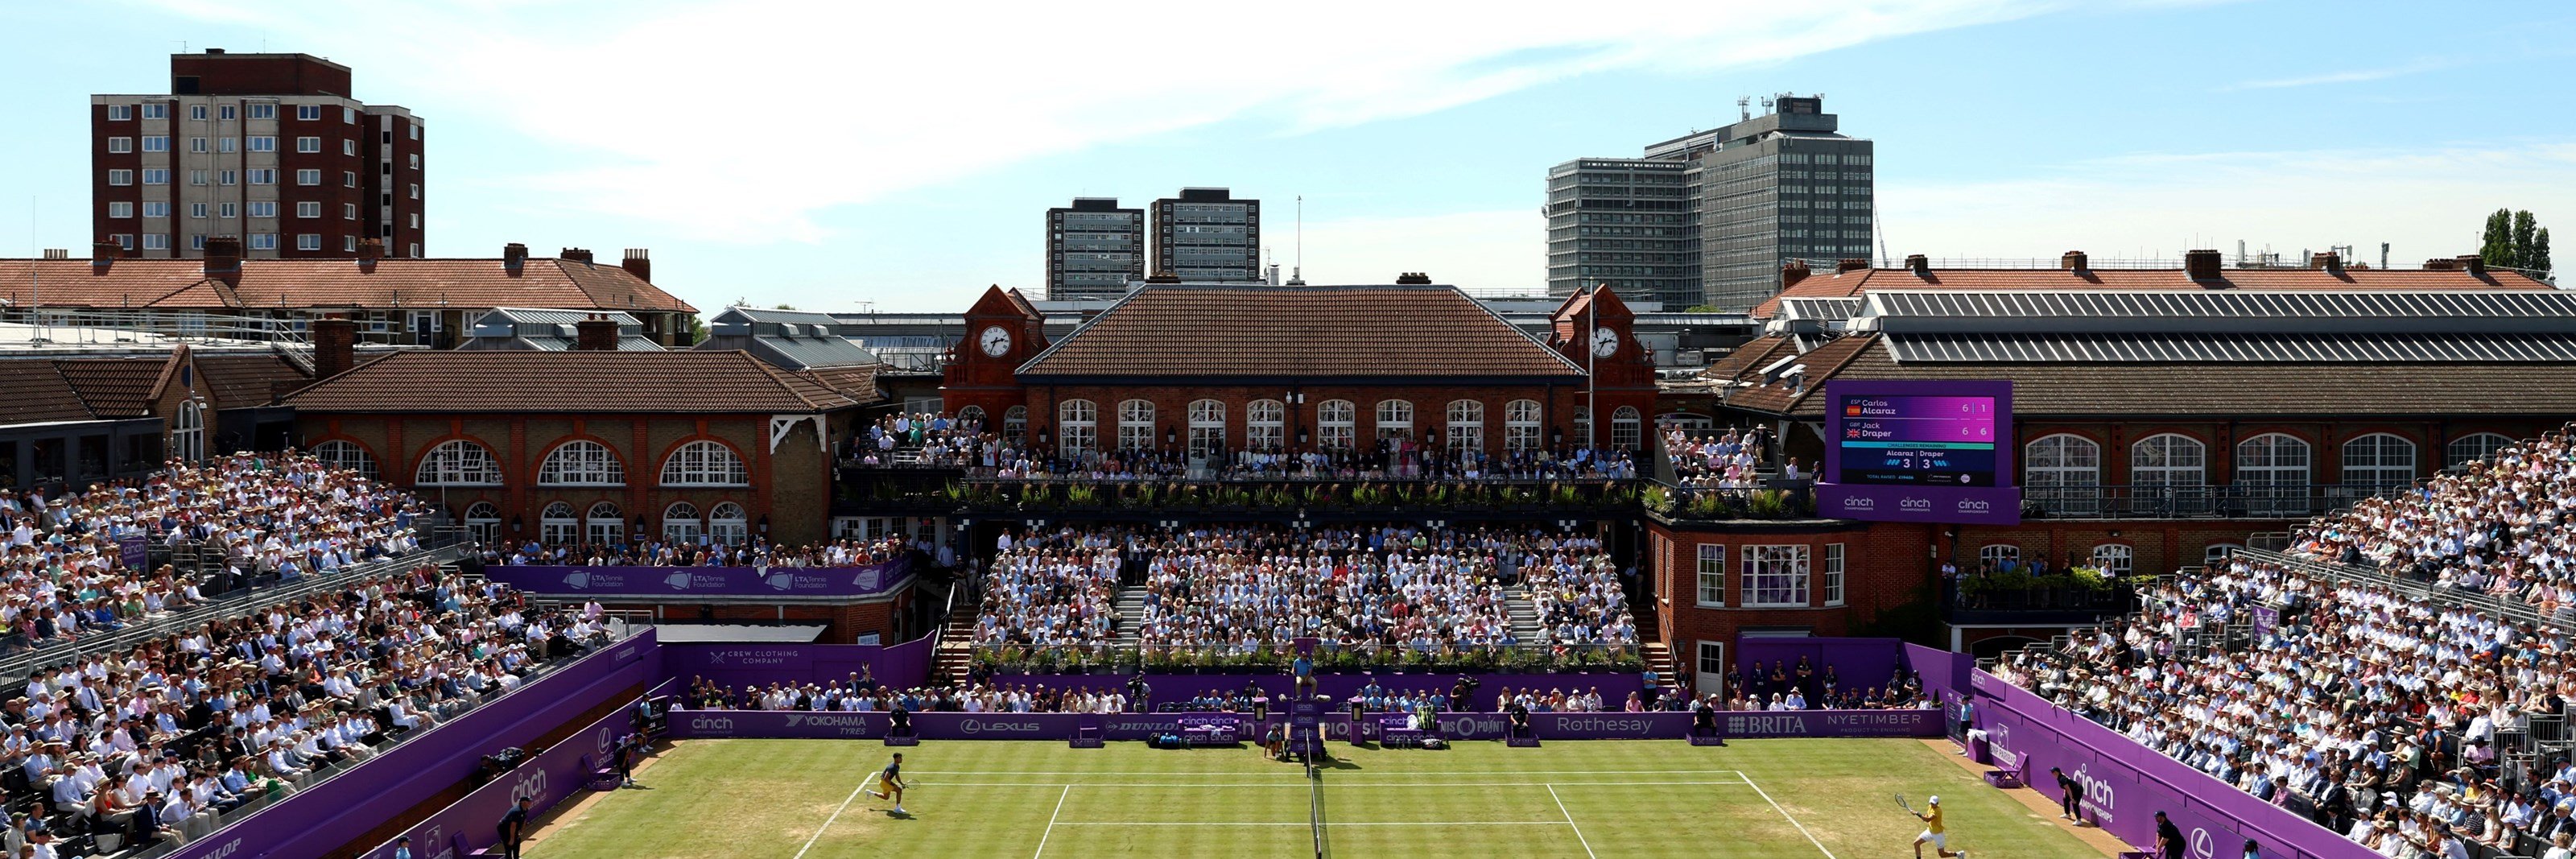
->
2446 432 2514 469
1444 399 1484 452
1977 543 2021 571
312 440 377 479
2235 433 2311 515
660 440 748 486
2025 434 2101 514
2129 434 2205 487
1058 399 1097 457
1504 399 1542 452
1612 406 1642 450
539 501 577 544
462 502 501 545
954 405 986 431
1188 399 1226 459
709 502 748 546
172 401 204 463
1245 399 1285 453
584 501 624 544
1572 408 1591 448
538 440 624 485
2340 433 2417 491
1117 399 1155 451
1003 406 1028 444
2090 544 2133 577
2203 543 2243 568
1375 399 1413 441
660 502 700 544
417 440 502 485
1316 400 1356 450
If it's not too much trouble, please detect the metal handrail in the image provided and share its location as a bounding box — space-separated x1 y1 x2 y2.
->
2238 547 2569 631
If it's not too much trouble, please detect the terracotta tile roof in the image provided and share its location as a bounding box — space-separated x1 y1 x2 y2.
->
54 357 173 419
194 352 312 407
803 365 884 404
281 350 861 413
0 258 695 313
1700 335 1794 379
1017 284 1586 380
1752 265 2555 319
0 363 97 425
1711 335 2576 419
1714 334 1879 415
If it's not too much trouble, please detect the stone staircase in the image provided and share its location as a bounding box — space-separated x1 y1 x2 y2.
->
1114 585 1148 640
932 601 979 682
1503 585 1547 645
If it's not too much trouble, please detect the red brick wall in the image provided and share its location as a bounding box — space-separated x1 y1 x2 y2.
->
1647 518 1936 674
1018 383 1634 454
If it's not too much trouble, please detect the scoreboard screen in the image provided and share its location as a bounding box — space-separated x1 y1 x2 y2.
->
1818 380 2020 525
1834 394 2000 487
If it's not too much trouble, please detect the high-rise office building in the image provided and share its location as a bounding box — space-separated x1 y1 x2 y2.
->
1547 95 1871 312
90 49 425 260
1151 188 1260 282
1045 197 1145 300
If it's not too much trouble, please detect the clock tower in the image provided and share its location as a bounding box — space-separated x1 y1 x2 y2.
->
1549 283 1658 445
939 285 1046 433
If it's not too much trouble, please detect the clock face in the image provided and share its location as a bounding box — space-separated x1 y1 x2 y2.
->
979 325 1013 357
1590 328 1620 357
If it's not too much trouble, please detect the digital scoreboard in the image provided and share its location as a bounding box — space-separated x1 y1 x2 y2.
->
1818 380 2021 525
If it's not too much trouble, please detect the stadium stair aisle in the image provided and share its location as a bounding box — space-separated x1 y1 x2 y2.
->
1503 586 1547 644
1114 586 1146 638
935 599 980 681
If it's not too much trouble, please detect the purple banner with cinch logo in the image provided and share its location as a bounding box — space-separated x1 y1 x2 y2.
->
483 558 911 598
1969 670 2374 859
667 707 1938 741
361 680 672 859
118 535 147 570
162 630 659 859
1818 379 2021 526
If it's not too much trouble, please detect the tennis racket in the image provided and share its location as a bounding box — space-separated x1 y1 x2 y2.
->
1893 793 1915 815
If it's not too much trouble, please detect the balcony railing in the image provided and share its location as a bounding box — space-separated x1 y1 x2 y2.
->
2021 482 2409 519
1941 574 2136 625
969 642 1647 675
837 479 1642 518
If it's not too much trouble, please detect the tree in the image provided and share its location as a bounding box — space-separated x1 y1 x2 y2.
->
773 304 799 311
2479 209 2552 281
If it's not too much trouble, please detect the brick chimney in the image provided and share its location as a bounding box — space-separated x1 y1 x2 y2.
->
1394 272 1432 285
2310 251 2344 275
559 247 594 264
203 236 244 284
502 242 528 277
1145 271 1182 284
575 313 621 351
1835 258 1869 274
2183 249 2224 280
1780 258 1810 289
91 240 121 273
356 237 383 274
311 316 357 380
2060 250 2089 271
621 248 651 282
2422 257 2462 271
2456 254 2487 276
1904 254 1930 277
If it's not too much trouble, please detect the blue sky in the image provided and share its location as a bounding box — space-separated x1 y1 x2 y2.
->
2 0 2569 312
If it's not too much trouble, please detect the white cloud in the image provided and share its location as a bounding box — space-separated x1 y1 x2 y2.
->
2223 57 2453 91
142 0 2058 242
1879 144 2576 267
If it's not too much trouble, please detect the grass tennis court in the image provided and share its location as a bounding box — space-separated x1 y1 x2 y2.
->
525 737 2106 858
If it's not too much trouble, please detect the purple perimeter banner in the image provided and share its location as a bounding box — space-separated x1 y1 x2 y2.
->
1818 378 2022 526
361 680 672 859
481 558 911 598
664 708 1939 741
1969 670 2374 859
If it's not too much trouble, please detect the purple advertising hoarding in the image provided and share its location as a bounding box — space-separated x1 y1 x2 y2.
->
481 558 911 598
163 630 660 859
982 673 1646 714
361 681 672 859
664 707 1939 741
1968 670 2374 859
1819 379 2021 526
118 535 147 570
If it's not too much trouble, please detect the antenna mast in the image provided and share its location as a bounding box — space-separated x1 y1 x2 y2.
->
1293 196 1303 284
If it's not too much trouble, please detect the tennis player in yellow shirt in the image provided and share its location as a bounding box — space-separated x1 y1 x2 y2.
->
1914 795 1967 859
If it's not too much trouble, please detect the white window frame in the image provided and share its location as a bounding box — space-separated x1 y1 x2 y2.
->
295 201 321 219
2203 543 2243 568
108 137 133 154
142 169 169 186
539 502 579 544
108 170 133 186
295 136 320 153
106 105 131 121
1246 399 1285 452
312 440 377 478
247 135 275 152
1612 406 1642 450
1695 544 1726 608
463 502 502 545
249 233 278 250
1187 399 1225 459
660 440 749 486
1058 399 1098 457
415 440 503 485
295 105 322 121
2446 433 2514 469
1317 399 1356 450
296 233 322 251
247 201 277 218
1003 406 1027 444
1504 399 1542 452
1375 399 1413 440
248 104 275 120
142 234 169 251
141 202 168 219
538 440 625 485
107 202 133 219
2130 433 2207 488
141 135 167 153
2091 544 2134 577
295 168 321 186
1740 544 1810 609
584 502 624 545
1444 399 1484 452
1978 543 2021 569
2339 433 2417 490
1823 543 1845 606
708 502 749 546
662 502 703 544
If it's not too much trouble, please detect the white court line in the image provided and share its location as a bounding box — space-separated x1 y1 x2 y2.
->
1739 772 1839 859
1030 785 1071 859
789 773 877 859
920 780 1749 788
909 769 1744 776
1545 785 1600 859
1051 821 1573 827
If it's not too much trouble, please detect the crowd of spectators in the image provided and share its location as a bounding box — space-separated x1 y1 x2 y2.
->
844 412 984 468
1727 658 1928 711
970 531 1121 648
1664 426 1775 489
0 452 425 649
842 411 1642 481
0 564 617 852
675 674 1639 716
1517 533 1639 647
477 535 917 568
2287 425 2576 617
